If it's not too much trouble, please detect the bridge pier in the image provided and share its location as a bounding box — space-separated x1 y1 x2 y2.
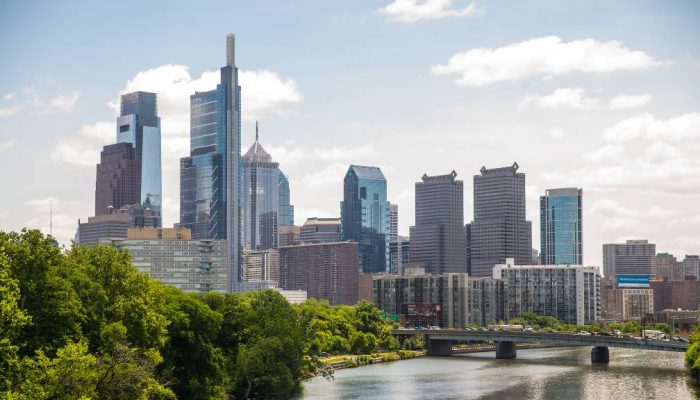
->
495 341 517 359
591 346 609 364
427 339 453 356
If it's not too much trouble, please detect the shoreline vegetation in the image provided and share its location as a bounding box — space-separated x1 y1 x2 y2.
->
686 328 700 386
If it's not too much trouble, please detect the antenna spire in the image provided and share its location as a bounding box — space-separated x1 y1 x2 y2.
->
255 121 259 142
49 199 53 236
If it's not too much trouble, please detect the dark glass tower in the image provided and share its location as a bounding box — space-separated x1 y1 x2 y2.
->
243 125 280 250
468 163 532 277
180 34 241 292
341 165 390 273
409 171 467 274
278 171 294 226
540 188 583 265
116 91 162 216
95 142 140 216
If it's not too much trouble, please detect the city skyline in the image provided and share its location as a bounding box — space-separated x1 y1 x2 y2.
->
1 1 700 267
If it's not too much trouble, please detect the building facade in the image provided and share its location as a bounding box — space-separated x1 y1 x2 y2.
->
654 253 683 281
341 165 390 273
242 249 279 283
683 255 700 280
540 188 582 265
409 171 467 274
242 131 279 250
95 142 141 216
101 227 227 293
389 236 410 275
373 271 469 329
602 240 656 279
116 91 162 215
467 277 506 326
180 34 242 292
300 217 341 244
493 259 600 325
278 225 301 247
650 278 700 312
278 171 294 226
279 242 359 306
468 163 532 277
77 204 159 246
389 203 398 242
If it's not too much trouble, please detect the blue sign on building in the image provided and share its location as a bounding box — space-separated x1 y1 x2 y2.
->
617 274 652 288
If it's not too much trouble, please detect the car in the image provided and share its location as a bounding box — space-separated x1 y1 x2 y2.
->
577 330 592 336
612 329 621 337
429 326 441 330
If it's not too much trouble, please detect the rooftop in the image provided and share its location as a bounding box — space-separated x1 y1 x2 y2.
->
348 165 386 180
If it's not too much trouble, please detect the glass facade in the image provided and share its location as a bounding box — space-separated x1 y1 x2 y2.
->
278 171 294 226
243 141 279 250
540 188 583 265
116 91 162 216
341 165 390 273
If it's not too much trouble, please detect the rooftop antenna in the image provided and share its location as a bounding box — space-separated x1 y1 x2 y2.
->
255 121 259 142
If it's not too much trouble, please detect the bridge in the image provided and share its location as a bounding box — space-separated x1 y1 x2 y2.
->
392 329 688 364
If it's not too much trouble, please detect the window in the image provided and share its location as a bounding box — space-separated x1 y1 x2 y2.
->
119 124 130 132
360 187 366 199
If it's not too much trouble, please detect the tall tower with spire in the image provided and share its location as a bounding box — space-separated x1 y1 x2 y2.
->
180 34 242 292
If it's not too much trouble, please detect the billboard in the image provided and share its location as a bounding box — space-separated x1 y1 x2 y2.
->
617 274 652 288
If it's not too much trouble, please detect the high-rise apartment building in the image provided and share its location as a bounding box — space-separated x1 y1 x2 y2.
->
389 203 398 242
341 165 390 273
94 143 141 216
116 91 162 215
278 172 294 226
278 225 301 247
409 171 467 274
180 34 241 292
602 240 656 279
540 188 583 265
77 204 159 246
242 128 279 250
242 249 279 283
467 277 506 326
654 253 684 281
493 259 600 325
101 227 227 293
279 242 359 306
468 163 532 277
300 217 341 244
389 236 410 275
683 255 700 280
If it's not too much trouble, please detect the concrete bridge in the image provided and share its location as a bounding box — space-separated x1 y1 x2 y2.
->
392 329 687 364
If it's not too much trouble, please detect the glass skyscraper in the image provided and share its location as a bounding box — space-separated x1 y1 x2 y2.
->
278 171 294 226
243 129 280 250
180 34 241 292
341 165 390 273
117 91 162 216
540 188 583 265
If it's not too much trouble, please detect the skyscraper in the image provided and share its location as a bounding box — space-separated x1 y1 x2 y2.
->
116 91 162 215
179 34 241 292
602 240 656 279
409 171 467 274
243 124 279 250
468 163 532 277
94 142 140 216
278 171 294 226
389 203 398 242
540 187 583 265
300 217 341 244
341 165 390 273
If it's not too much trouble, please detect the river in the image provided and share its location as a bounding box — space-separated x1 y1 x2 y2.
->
296 347 698 399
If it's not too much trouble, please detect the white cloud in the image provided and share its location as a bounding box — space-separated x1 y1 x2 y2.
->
432 36 665 86
312 144 377 160
378 0 482 24
547 128 566 139
27 89 80 114
589 199 680 231
240 69 302 121
299 162 349 188
602 112 700 143
519 88 599 110
608 93 652 109
0 106 21 117
52 120 114 166
583 144 624 162
0 139 17 153
3 93 15 101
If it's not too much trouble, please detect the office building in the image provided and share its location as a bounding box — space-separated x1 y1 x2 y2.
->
116 91 162 215
300 217 341 243
468 163 532 277
279 242 359 306
77 204 159 245
409 171 467 274
650 277 700 312
493 259 600 325
389 203 398 242
540 188 583 265
180 34 242 292
358 273 373 302
602 240 656 279
683 255 700 280
94 143 140 216
242 249 279 283
654 253 683 281
389 236 410 275
278 172 294 226
242 126 279 250
278 225 301 247
101 227 227 293
467 277 506 326
373 270 469 329
341 165 390 273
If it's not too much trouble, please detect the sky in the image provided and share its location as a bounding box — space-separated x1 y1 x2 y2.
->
1 0 699 267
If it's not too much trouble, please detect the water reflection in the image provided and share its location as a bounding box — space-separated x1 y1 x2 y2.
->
296 348 698 400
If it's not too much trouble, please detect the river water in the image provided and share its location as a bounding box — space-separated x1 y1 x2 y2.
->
296 347 698 399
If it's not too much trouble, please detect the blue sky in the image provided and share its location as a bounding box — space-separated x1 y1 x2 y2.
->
1 0 699 266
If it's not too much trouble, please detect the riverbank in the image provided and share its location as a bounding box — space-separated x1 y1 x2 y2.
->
320 350 426 370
